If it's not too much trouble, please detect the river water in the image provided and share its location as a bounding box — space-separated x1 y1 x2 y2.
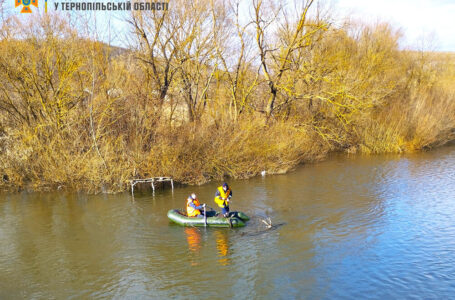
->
1 145 455 299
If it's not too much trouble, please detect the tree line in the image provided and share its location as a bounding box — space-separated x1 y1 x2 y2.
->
0 0 454 192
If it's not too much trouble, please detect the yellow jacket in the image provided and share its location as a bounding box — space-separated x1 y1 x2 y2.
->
214 186 231 208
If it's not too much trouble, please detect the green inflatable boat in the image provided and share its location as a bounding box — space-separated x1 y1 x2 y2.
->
167 209 250 228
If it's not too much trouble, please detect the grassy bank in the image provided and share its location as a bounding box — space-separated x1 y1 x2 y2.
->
0 4 454 193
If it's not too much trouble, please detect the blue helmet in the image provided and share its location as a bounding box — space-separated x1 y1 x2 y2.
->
222 183 228 189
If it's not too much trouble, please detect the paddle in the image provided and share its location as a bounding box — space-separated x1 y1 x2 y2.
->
203 204 207 227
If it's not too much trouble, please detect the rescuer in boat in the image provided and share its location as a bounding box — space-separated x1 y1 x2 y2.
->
214 183 232 217
186 193 206 218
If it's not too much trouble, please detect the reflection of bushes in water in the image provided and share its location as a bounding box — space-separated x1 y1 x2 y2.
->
0 12 454 193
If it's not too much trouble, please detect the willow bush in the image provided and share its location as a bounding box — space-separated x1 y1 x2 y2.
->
0 2 454 192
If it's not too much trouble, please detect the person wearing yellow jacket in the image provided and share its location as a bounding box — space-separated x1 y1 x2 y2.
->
214 183 232 217
187 193 205 218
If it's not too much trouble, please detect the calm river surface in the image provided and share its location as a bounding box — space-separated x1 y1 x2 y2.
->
1 146 455 299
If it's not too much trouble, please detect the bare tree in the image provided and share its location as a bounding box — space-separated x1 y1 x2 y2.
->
127 8 180 105
215 0 258 121
252 0 326 121
172 0 220 122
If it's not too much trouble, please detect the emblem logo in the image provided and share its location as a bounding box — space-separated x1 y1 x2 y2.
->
15 0 38 13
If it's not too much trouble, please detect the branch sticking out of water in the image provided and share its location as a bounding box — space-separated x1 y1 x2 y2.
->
261 217 272 229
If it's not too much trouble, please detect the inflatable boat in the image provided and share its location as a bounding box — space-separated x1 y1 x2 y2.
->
167 209 249 228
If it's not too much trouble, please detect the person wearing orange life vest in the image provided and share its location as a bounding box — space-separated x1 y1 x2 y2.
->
186 193 206 218
214 183 232 217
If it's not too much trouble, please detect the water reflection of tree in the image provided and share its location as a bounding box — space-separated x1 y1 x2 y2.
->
184 227 201 266
215 230 230 266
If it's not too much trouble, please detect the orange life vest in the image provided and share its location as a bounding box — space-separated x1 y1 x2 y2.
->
187 198 201 217
214 186 231 208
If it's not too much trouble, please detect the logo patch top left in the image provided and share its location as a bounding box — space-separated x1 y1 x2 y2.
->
15 0 38 13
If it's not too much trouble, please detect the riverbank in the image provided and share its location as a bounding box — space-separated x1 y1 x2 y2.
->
1 120 454 194
0 14 454 193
